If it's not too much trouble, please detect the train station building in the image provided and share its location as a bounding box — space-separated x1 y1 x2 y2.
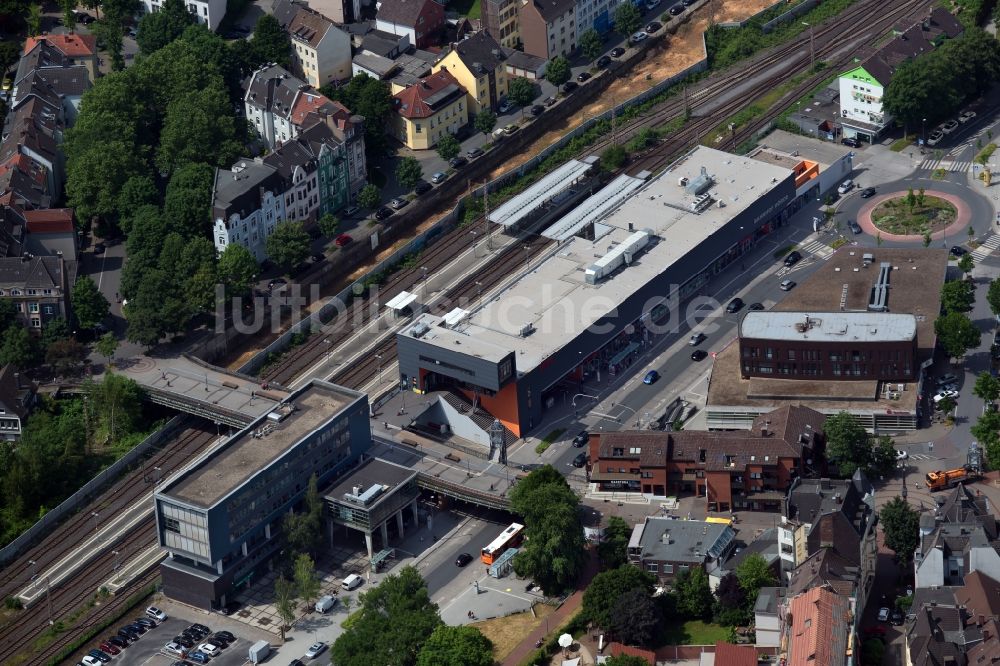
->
395 146 801 440
154 379 372 610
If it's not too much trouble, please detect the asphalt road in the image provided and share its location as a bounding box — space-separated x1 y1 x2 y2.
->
421 519 498 596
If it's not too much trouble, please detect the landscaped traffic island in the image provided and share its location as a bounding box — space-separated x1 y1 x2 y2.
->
870 193 957 236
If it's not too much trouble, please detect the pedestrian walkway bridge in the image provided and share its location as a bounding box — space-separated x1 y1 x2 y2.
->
120 354 290 428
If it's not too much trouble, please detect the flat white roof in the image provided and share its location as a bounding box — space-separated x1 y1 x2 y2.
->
488 158 594 227
541 174 646 241
739 312 917 343
419 147 793 373
386 291 417 310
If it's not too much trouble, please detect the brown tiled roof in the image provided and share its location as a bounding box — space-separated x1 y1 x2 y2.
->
713 642 756 666
954 571 1000 621
377 0 438 27
281 1 334 49
788 586 850 666
23 33 97 58
392 70 464 119
23 208 73 234
965 618 1000 665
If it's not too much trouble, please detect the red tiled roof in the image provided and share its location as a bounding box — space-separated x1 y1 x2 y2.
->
290 91 349 127
714 641 757 666
23 33 97 58
393 70 464 119
788 586 850 666
24 208 74 234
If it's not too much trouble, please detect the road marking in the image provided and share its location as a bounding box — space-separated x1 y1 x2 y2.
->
972 235 1000 260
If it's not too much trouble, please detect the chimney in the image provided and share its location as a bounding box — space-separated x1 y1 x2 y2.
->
835 493 842 504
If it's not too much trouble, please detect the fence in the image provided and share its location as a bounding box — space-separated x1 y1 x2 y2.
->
762 0 822 33
0 416 185 566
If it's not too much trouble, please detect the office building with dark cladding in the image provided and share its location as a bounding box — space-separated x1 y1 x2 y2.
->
154 379 370 610
395 147 798 437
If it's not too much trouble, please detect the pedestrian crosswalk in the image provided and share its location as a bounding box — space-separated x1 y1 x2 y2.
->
799 239 833 259
918 158 973 172
972 234 1000 260
909 454 935 461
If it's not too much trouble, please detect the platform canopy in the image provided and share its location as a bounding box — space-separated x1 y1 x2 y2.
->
386 290 418 311
442 307 469 327
541 174 645 241
488 157 594 228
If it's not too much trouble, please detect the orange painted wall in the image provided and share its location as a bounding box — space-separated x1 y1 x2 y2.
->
460 383 521 437
792 159 820 188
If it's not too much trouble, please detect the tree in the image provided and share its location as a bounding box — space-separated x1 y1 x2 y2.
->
507 76 534 108
60 0 76 30
331 566 442 666
358 184 381 210
580 28 603 61
0 326 38 368
251 14 291 67
868 435 899 479
117 175 160 232
545 56 571 87
923 231 932 248
608 587 661 647
474 109 497 136
284 475 323 557
597 516 632 569
318 213 340 237
41 317 71 350
970 411 1000 454
72 276 111 329
96 332 119 366
734 553 776 601
614 2 641 39
265 221 310 272
45 338 87 375
274 575 296 640
601 145 627 171
396 157 423 190
583 566 656 629
823 411 871 477
217 244 259 298
958 253 975 276
937 395 957 415
974 371 1000 404
880 497 920 563
163 162 215 238
935 311 981 360
674 567 713 620
26 2 40 36
713 572 748 627
988 277 1000 315
940 279 975 313
95 18 126 71
84 373 145 447
324 73 394 162
436 134 461 161
0 300 16 338
416 625 493 666
156 86 242 175
136 0 194 54
293 553 321 605
862 638 885 666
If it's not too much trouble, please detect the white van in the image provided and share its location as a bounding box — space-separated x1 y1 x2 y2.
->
315 595 336 613
342 574 364 591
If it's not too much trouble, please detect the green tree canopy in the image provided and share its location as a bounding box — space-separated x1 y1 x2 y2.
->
265 221 311 272
96 332 119 365
608 587 661 647
971 411 1000 467
318 213 340 237
71 276 110 329
284 475 324 557
614 3 642 38
601 144 627 170
218 244 259 298
987 277 1000 315
545 56 571 87
136 0 195 54
251 13 292 67
605 655 652 666
45 338 87 375
163 162 215 238
416 625 493 666
358 183 381 209
869 435 900 479
583 565 655 628
823 411 870 477
396 156 423 190
580 28 603 61
597 516 632 569
674 567 713 620
713 572 748 627
958 253 975 276
293 553 321 604
332 566 442 666
974 371 1000 404
940 279 975 313
436 134 461 161
935 311 981 360
880 497 920 563
474 109 497 136
274 575 296 640
734 553 776 600
507 76 535 108
324 73 394 161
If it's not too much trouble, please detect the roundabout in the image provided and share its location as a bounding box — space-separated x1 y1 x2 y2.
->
856 189 971 242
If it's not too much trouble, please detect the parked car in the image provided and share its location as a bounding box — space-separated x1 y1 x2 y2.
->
213 631 234 643
87 649 112 663
936 373 958 386
669 5 684 15
837 179 854 194
940 119 959 134
466 147 484 159
562 81 578 93
530 104 544 116
93 242 106 254
335 233 352 247
878 607 891 622
572 452 588 467
163 643 186 658
503 124 520 135
498 99 512 113
375 206 393 220
779 279 796 291
748 302 765 311
544 95 557 106
683 0 696 5
576 71 591 83
860 187 876 198
596 55 611 67
107 636 129 649
927 130 944 146
389 197 408 210
646 0 660 8
342 205 359 218
610 47 625 57
173 636 194 648
783 250 802 267
959 110 977 123
726 297 744 313
891 610 904 626
98 641 121 655
841 137 860 148
643 370 660 384
630 31 649 43
431 171 447 184
135 617 157 629
689 332 706 346
691 349 708 361
572 431 589 447
646 21 662 32
414 181 432 195
81 656 102 666
197 642 220 657
455 553 473 567
449 155 468 168
848 219 863 234
950 245 967 256
933 389 958 404
187 651 209 664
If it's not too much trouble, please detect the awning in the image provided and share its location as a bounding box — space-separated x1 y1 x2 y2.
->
609 342 640 366
386 291 417 311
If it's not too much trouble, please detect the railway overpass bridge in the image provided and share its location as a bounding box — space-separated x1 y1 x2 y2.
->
119 354 290 428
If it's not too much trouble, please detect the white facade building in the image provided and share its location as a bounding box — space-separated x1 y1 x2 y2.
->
142 0 226 32
211 160 288 262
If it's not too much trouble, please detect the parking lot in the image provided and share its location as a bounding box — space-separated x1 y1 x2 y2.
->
83 615 253 666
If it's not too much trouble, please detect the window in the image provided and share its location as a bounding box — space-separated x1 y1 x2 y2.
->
28 303 39 313
646 563 658 573
663 564 674 574
26 289 36 295
31 318 40 327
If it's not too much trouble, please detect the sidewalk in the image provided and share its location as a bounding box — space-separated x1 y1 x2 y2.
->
501 549 599 666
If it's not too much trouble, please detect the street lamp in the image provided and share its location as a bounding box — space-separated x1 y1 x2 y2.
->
421 266 429 296
91 511 100 541
922 118 927 144
470 230 478 256
375 353 383 385
475 281 483 307
802 22 815 67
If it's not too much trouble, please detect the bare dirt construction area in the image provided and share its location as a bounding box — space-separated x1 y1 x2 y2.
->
489 0 779 178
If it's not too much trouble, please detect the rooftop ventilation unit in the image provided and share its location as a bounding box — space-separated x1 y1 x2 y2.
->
344 483 385 505
519 322 535 337
868 261 892 311
410 322 430 338
685 166 714 195
585 229 651 284
689 193 713 213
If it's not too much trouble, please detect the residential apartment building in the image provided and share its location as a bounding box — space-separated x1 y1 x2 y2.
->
391 70 468 150
482 0 521 48
23 208 78 261
589 405 826 513
786 586 851 666
141 0 227 32
519 0 576 60
838 8 961 141
21 33 98 82
432 32 509 115
0 364 34 442
0 254 68 331
914 484 1000 588
211 160 287 262
273 0 352 88
738 311 919 381
155 380 371 610
575 0 623 34
375 0 446 49
626 517 736 584
904 571 1000 665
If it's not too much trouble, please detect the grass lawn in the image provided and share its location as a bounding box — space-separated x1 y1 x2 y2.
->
661 620 731 646
871 195 956 235
449 0 481 19
474 603 556 663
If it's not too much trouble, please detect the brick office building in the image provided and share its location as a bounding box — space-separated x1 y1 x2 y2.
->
589 406 826 512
